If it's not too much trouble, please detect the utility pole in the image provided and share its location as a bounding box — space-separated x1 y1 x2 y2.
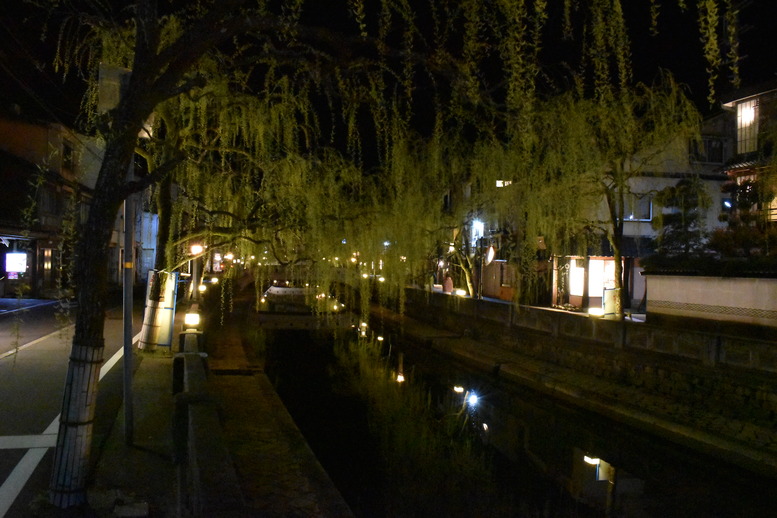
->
122 181 135 445
99 64 135 445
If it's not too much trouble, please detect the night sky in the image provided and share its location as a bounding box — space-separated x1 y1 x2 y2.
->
1 2 776 126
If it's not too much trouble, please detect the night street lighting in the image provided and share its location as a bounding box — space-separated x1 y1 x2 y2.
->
184 310 201 330
588 307 605 318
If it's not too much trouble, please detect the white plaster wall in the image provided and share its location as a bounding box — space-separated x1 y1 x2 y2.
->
647 275 777 327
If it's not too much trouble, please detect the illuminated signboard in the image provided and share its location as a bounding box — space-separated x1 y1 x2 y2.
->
6 252 27 273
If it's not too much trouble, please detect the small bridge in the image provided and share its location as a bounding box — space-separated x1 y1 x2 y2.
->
255 311 359 330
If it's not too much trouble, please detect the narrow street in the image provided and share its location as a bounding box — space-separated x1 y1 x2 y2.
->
0 299 141 517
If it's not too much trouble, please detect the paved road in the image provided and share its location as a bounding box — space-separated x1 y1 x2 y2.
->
0 300 141 517
0 301 63 358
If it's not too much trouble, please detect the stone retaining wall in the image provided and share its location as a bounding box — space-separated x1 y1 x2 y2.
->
403 289 777 424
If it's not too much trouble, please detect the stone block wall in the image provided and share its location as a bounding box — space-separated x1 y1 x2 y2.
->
402 288 777 424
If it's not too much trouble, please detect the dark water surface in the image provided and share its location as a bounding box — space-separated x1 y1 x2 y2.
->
262 328 777 517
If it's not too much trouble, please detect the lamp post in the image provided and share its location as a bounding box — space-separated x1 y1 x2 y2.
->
99 63 138 445
122 178 135 445
99 64 155 445
190 244 203 301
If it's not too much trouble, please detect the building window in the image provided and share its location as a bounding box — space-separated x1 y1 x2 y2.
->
498 260 514 287
63 140 75 170
767 198 777 222
80 200 90 225
38 187 56 214
737 99 758 154
622 193 652 222
690 137 725 164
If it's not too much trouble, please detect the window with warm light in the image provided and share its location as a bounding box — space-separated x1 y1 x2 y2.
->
737 99 758 154
569 259 585 297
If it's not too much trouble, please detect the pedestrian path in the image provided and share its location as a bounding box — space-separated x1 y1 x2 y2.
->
78 299 355 518
207 321 354 517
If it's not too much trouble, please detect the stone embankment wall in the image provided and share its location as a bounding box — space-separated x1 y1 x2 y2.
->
403 289 777 425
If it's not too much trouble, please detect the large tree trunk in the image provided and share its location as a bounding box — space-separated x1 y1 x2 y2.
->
49 150 126 508
605 166 626 320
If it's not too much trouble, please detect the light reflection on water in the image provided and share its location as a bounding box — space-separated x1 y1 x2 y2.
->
263 327 777 517
391 333 777 518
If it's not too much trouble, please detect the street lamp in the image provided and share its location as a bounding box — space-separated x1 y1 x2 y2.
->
183 311 201 330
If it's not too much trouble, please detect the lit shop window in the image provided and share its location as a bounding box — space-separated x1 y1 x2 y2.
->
737 99 758 154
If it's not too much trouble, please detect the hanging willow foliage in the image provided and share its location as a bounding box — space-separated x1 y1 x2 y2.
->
50 0 738 317
39 2 746 506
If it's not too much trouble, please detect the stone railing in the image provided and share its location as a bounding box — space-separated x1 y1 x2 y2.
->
405 289 777 373
173 324 244 517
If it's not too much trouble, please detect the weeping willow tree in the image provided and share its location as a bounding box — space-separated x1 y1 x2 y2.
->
560 77 701 317
38 0 743 509
447 2 706 316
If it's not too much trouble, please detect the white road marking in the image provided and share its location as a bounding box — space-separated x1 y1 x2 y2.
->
0 324 75 361
0 301 58 315
0 448 48 516
0 332 140 517
99 339 129 381
0 435 58 450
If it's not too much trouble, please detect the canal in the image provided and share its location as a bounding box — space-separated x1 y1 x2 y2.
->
260 326 777 517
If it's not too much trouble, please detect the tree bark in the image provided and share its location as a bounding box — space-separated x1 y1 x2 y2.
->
603 168 626 320
49 171 121 507
48 108 139 503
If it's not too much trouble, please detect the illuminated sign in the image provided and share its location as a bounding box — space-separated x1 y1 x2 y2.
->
6 253 27 273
